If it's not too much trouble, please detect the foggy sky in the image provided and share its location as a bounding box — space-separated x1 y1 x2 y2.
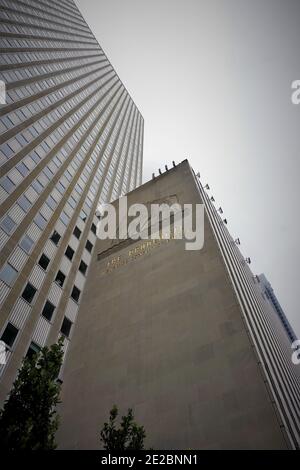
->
76 0 300 337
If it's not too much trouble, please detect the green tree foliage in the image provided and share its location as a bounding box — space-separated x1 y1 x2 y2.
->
0 339 64 450
100 405 146 450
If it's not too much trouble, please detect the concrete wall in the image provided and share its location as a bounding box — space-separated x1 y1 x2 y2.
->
58 161 287 449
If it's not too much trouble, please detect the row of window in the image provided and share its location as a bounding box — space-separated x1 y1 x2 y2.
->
0 0 90 28
1 314 72 355
1 55 101 86
1 37 99 52
0 22 97 47
2 64 106 137
0 9 94 40
0 49 99 68
0 221 94 288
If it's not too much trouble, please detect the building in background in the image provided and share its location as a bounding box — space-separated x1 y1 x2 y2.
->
0 0 143 403
256 274 297 343
58 160 300 450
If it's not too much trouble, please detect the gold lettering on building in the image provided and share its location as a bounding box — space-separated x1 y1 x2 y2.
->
105 228 178 274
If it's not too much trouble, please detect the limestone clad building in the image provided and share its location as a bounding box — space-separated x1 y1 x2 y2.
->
58 161 300 449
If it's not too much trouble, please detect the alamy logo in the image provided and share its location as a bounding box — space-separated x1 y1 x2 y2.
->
0 80 6 105
291 340 300 365
96 196 205 250
291 80 300 105
0 340 6 365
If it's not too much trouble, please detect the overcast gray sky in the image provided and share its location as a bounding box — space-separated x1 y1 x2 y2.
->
76 0 300 337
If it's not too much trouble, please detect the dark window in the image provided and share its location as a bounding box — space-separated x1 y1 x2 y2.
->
38 253 50 270
55 270 66 287
91 223 97 234
60 317 72 337
50 230 61 245
71 285 81 302
26 341 41 360
65 246 75 261
73 226 81 239
22 282 37 304
41 300 55 321
79 260 88 276
1 323 18 348
85 240 93 253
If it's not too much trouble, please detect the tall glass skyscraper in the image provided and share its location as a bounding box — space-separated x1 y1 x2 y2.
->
0 0 143 402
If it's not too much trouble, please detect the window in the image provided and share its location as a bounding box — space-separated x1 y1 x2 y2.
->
85 240 93 253
79 260 88 276
60 317 72 337
71 285 81 302
73 226 81 239
68 196 77 209
43 167 53 180
38 253 50 270
19 234 34 253
46 195 56 210
80 210 87 222
41 300 55 321
1 323 18 348
0 215 16 234
16 161 30 177
21 282 37 304
0 175 15 193
26 341 41 359
91 223 97 234
0 264 18 286
56 181 65 194
1 143 14 159
18 194 31 212
50 230 61 245
34 213 47 230
55 270 66 287
32 180 43 194
60 211 69 225
65 246 75 261
31 151 41 164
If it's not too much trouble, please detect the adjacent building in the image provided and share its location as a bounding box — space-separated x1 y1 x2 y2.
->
58 160 300 449
257 274 297 343
0 0 143 403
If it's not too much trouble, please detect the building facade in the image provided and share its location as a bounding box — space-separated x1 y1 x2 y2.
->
257 274 297 343
0 0 143 403
58 160 300 449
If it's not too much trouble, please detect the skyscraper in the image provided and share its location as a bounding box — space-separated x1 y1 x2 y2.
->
256 274 297 343
58 160 300 449
0 0 143 403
